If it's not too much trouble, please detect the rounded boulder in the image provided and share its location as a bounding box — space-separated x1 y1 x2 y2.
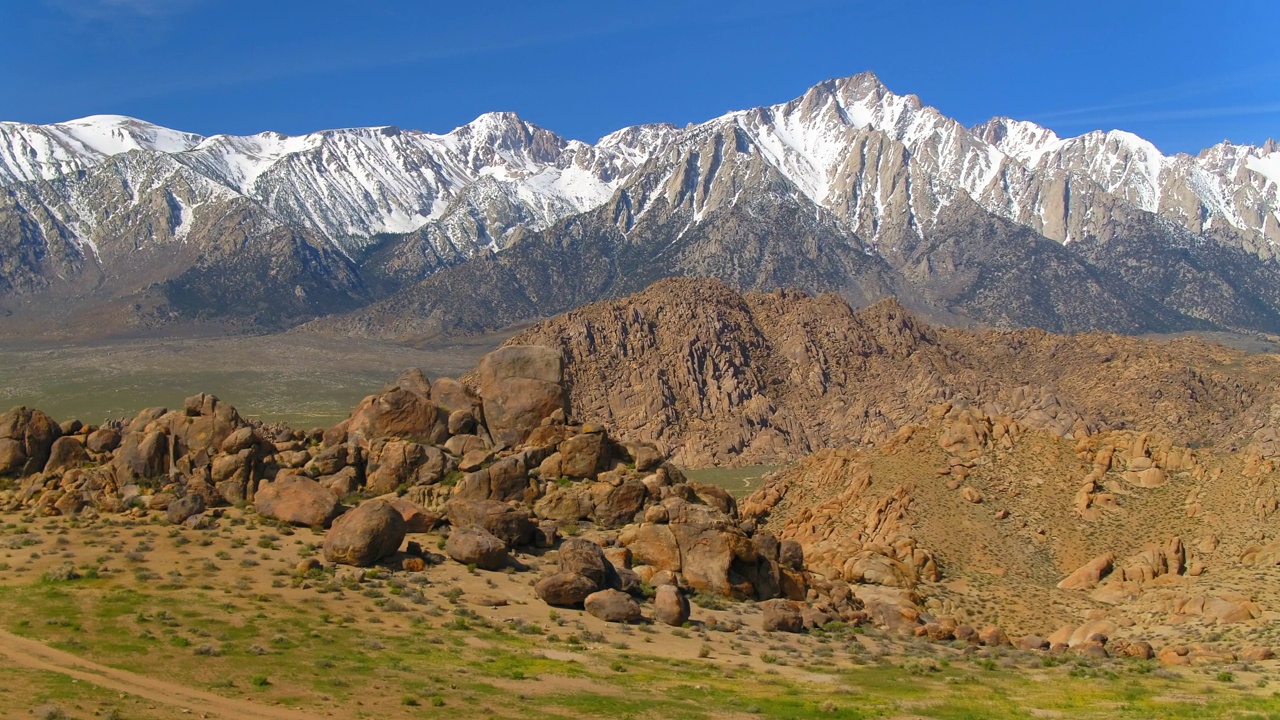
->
323 500 407 567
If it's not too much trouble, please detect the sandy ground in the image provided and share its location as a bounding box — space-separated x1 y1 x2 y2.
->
0 507 894 719
0 626 318 720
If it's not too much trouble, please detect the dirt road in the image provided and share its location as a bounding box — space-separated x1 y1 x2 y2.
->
0 628 323 719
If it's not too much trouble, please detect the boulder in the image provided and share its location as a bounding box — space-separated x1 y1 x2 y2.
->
534 483 594 522
476 346 567 447
347 388 448 446
1067 619 1117 648
454 454 530 503
1114 640 1155 660
619 523 681 572
0 407 62 476
319 466 361 497
761 599 805 633
445 525 510 570
1057 553 1115 590
0 438 25 475
643 504 669 524
669 521 758 599
305 444 348 477
557 538 611 588
458 450 492 472
1015 635 1050 651
445 434 488 457
1157 645 1190 666
85 428 121 453
978 626 1009 647
842 551 916 588
559 433 606 478
429 377 484 419
623 442 663 472
255 474 342 527
44 437 89 474
220 427 260 454
366 439 444 494
593 480 648 527
653 585 691 626
1241 646 1275 662
801 605 838 631
779 540 804 571
444 498 536 546
112 431 169 482
166 494 206 525
396 368 432 397
385 496 440 533
584 589 643 623
535 572 598 606
212 449 255 501
688 483 737 517
168 394 242 457
447 409 476 436
323 499 407 567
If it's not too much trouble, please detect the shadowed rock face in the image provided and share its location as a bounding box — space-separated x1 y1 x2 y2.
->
506 277 1280 467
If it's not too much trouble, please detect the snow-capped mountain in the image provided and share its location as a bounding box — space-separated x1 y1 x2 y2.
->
0 111 660 256
2 72 1280 338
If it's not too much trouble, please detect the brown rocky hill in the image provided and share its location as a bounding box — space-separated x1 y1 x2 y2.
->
505 277 1280 467
741 403 1280 654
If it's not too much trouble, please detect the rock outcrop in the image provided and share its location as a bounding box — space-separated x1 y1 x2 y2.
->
508 277 1280 467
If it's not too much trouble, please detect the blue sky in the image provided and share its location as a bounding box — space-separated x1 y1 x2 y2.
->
2 0 1276 154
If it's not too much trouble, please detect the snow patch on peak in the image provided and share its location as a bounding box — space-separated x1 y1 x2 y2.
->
51 115 203 155
974 117 1064 167
1247 152 1280 188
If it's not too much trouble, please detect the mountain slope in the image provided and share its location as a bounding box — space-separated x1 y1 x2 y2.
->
498 277 1280 466
2 72 1280 337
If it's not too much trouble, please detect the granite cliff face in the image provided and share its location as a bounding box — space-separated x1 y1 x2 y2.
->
505 278 1280 467
3 73 1280 337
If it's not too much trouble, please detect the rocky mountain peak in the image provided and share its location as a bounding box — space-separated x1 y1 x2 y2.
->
4 73 1280 337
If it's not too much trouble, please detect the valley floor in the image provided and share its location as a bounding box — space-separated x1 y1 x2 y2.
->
2 510 1279 719
0 330 510 428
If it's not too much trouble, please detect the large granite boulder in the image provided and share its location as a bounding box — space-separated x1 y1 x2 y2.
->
255 473 342 527
445 525 510 570
346 388 448 446
0 407 62 476
112 431 169 482
444 498 536 546
476 346 567 448
323 499 407 567
44 436 89 474
535 572 598 606
584 589 643 623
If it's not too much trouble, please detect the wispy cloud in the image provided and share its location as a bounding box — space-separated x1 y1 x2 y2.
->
44 0 204 20
1046 103 1280 130
1022 65 1280 128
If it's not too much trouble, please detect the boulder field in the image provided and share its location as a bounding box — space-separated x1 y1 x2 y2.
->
5 343 1280 665
0 345 859 633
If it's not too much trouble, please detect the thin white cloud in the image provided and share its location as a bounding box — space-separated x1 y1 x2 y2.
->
1046 103 1280 129
44 0 204 20
1024 65 1280 124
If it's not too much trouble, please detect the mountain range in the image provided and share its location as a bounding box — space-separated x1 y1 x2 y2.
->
2 71 1278 339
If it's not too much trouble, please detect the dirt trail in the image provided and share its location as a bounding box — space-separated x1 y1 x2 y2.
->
0 628 322 720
